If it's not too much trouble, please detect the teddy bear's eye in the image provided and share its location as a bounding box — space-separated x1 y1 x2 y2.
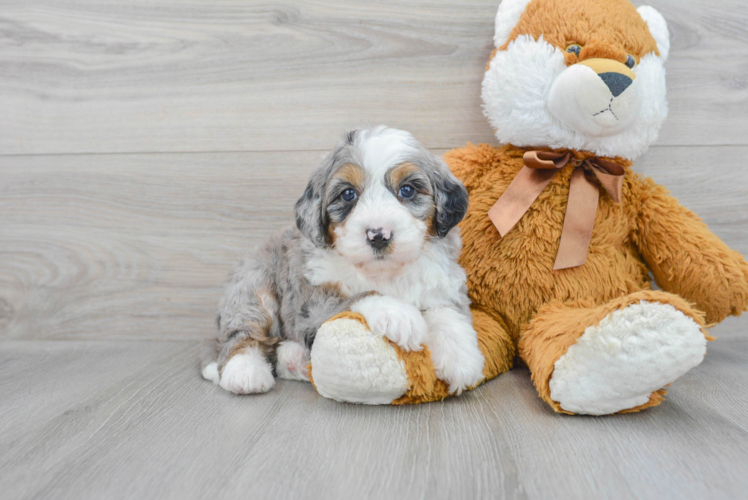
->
566 44 582 57
625 55 636 69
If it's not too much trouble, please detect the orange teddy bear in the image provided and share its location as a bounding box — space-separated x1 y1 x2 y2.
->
308 0 748 414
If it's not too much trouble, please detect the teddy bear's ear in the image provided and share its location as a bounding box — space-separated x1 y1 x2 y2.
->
494 0 532 48
637 6 670 62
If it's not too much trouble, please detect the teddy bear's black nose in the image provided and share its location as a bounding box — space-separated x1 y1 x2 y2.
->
599 72 633 98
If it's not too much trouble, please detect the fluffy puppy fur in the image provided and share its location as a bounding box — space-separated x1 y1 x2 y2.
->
202 126 485 395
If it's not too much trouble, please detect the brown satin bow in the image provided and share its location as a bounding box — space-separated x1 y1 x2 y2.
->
488 151 625 270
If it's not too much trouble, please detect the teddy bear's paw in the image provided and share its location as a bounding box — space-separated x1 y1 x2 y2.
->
549 301 707 415
311 314 409 404
351 295 427 352
219 349 276 395
424 308 485 394
276 340 310 382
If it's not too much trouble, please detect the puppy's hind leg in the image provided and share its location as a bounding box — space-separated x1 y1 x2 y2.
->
276 341 311 382
277 285 369 382
213 259 280 395
220 339 277 394
201 341 221 384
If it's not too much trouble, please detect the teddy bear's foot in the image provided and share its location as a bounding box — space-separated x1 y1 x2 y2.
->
309 307 516 405
310 312 410 404
548 300 707 415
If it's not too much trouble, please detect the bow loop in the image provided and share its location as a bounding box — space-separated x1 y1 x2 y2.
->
523 150 572 170
487 150 626 270
585 157 625 204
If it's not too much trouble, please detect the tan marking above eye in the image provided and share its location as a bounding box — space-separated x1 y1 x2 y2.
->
387 161 419 187
388 162 422 189
333 163 366 191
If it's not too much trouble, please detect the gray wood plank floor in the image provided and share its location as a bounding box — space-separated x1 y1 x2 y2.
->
1 0 747 154
2 0 748 499
1 340 747 500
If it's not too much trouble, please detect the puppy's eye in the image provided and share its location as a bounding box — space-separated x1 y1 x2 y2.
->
566 44 582 57
398 185 415 199
341 188 357 202
625 55 636 69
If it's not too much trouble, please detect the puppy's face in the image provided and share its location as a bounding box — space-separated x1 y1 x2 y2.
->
296 127 468 271
327 160 435 268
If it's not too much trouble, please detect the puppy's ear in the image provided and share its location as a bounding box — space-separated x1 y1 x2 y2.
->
295 174 329 247
433 171 469 238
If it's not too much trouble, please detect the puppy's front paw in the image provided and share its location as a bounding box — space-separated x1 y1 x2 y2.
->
424 308 485 395
352 295 427 351
438 348 485 395
219 348 275 394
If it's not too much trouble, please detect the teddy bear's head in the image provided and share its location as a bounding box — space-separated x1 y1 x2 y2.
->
482 0 670 160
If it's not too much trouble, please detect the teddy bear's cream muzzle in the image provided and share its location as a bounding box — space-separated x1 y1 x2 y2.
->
547 58 641 138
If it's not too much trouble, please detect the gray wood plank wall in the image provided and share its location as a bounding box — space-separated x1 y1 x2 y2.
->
1 1 747 499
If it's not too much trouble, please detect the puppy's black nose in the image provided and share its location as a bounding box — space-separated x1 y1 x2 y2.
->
366 228 391 250
599 72 633 98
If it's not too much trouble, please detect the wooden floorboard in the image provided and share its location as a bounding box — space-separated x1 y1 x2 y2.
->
1 146 747 341
0 340 746 500
2 0 748 498
1 0 747 154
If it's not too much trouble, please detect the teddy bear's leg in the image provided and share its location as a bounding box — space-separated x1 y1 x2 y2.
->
309 312 410 404
519 290 710 415
309 307 515 405
471 307 516 380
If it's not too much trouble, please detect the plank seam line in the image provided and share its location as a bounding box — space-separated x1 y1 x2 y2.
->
0 144 740 159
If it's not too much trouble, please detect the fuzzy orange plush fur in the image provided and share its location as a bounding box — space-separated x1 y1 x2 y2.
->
441 139 748 411
500 0 660 57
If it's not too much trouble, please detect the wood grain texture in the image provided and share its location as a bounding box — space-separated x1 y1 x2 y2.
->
1 0 747 155
1 1 748 498
2 146 747 341
0 340 746 500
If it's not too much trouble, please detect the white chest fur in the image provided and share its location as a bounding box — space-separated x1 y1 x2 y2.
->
303 232 468 311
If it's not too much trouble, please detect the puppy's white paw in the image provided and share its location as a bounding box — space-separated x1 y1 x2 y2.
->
276 340 311 382
424 308 485 394
439 348 485 395
352 295 427 351
219 347 275 394
202 361 220 384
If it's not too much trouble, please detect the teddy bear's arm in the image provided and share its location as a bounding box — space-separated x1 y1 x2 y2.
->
634 176 748 324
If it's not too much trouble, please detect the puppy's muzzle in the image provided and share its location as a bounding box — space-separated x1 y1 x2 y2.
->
366 228 392 250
